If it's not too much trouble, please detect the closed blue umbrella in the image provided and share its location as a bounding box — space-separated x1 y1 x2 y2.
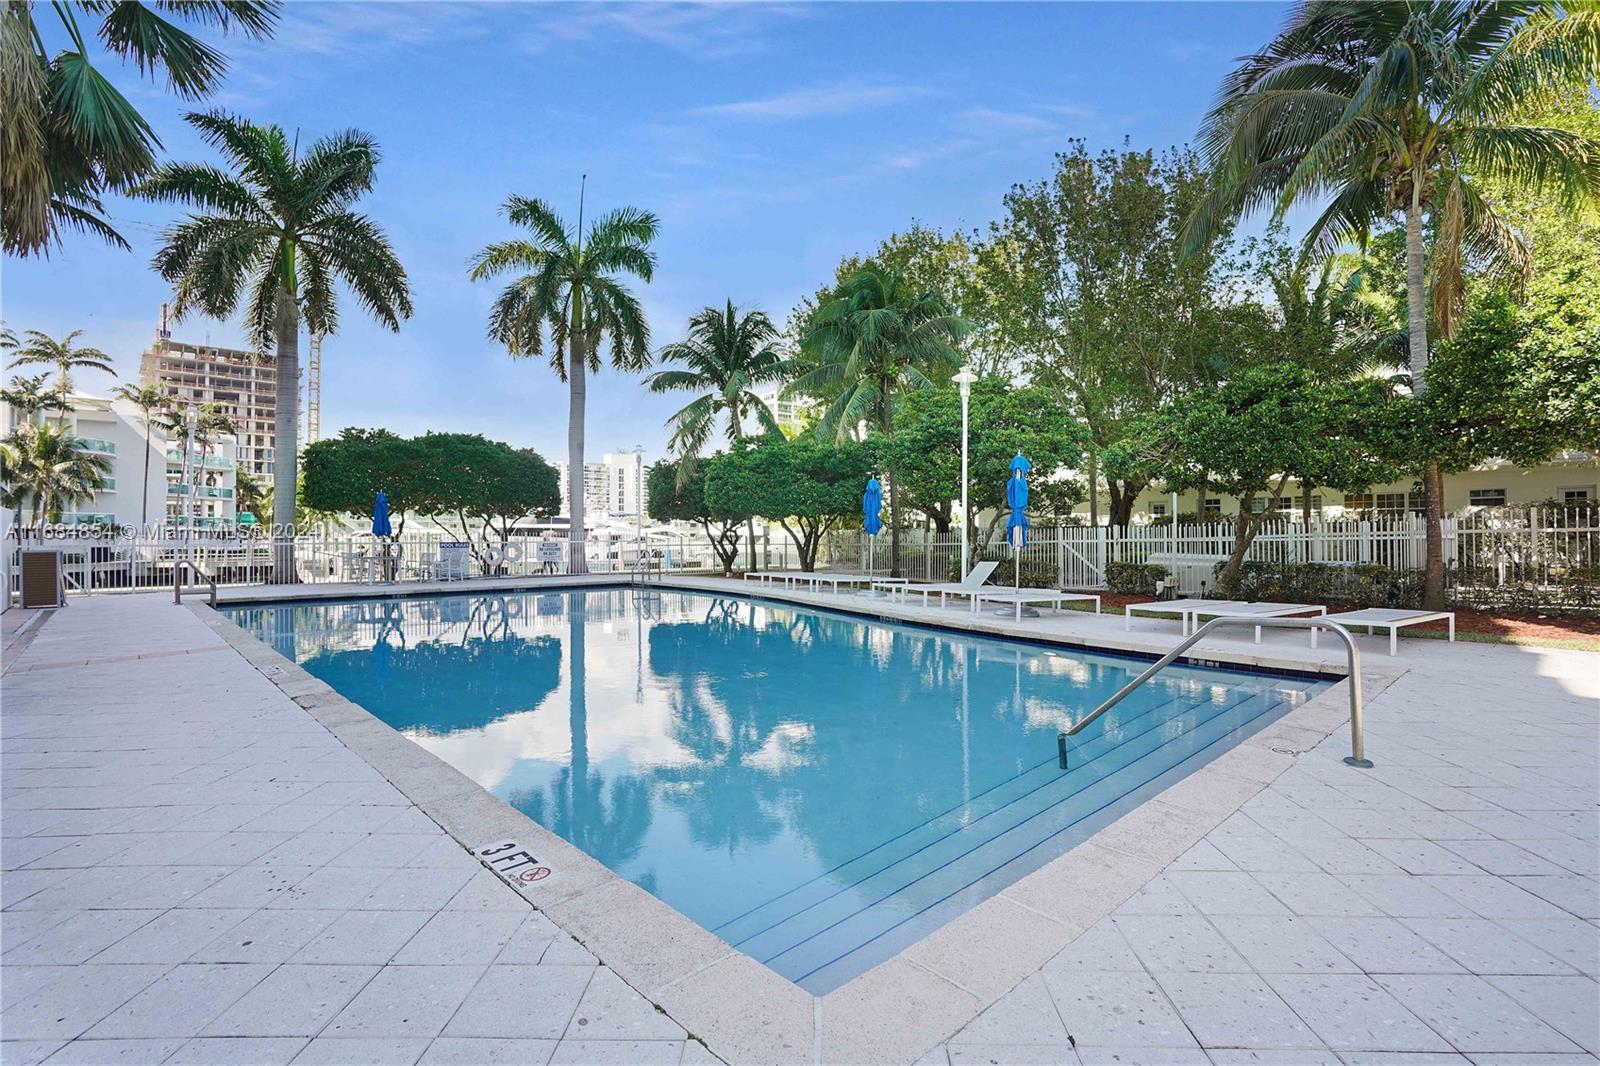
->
372 491 392 537
1005 454 1030 549
862 478 883 535
863 477 883 579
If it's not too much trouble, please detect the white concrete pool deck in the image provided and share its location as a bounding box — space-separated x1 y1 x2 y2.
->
2 577 1596 1066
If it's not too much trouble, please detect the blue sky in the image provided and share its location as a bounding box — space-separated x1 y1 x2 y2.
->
5 0 1291 461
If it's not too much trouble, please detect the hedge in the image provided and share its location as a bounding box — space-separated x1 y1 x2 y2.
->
1106 561 1169 596
1213 560 1425 608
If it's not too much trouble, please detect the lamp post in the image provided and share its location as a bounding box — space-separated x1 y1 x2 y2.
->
953 367 978 581
632 445 644 570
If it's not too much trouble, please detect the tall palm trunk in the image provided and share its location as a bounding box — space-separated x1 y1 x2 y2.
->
139 419 151 528
567 332 590 576
271 286 300 583
1404 195 1447 609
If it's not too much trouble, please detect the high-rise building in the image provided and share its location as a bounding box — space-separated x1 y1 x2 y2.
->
138 313 284 478
555 451 645 519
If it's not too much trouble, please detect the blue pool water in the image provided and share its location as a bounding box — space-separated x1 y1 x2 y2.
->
225 587 1329 992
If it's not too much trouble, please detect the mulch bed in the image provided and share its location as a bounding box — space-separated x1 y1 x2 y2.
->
1086 591 1600 644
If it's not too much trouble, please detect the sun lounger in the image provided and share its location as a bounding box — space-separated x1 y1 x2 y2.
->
793 572 907 594
1124 598 1233 634
971 589 1101 621
1323 608 1455 654
742 571 794 586
878 561 1000 606
1190 601 1327 645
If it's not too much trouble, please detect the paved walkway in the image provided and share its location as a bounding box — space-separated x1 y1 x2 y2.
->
938 637 1600 1064
1 598 708 1066
3 591 1596 1065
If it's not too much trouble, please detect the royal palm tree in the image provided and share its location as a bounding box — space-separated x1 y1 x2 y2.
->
1 422 112 526
791 265 966 577
137 110 412 578
1 1 279 257
234 465 266 524
2 373 67 423
647 300 785 570
1185 0 1600 607
4 329 115 404
111 383 167 528
469 193 657 575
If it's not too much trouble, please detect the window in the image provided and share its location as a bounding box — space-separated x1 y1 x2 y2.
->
1150 502 1167 519
1469 488 1508 507
1250 497 1267 515
1375 492 1407 512
1561 487 1593 504
1273 496 1295 512
1203 498 1222 517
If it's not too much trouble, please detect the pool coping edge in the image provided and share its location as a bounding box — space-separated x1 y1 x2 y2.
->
191 592 1406 1066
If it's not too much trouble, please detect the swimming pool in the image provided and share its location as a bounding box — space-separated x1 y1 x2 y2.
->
226 586 1330 993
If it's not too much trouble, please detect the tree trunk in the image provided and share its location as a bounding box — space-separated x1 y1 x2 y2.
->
746 517 756 573
567 335 589 575
1301 484 1313 527
271 287 300 583
1405 195 1447 609
1088 450 1099 527
140 420 151 529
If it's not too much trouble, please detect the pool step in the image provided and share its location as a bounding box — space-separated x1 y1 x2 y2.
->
712 679 1251 945
740 686 1288 988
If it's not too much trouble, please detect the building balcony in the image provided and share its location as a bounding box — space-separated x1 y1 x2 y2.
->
168 484 234 499
77 438 116 455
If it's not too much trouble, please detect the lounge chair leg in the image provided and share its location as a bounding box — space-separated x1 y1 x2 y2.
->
1390 629 1397 656
1448 617 1455 642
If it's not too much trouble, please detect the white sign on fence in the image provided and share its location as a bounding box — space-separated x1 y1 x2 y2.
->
535 540 564 564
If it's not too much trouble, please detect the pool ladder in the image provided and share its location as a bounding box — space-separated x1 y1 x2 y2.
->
1058 616 1370 770
173 559 217 607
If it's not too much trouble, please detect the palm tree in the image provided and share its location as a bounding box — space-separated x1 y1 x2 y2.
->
647 300 785 571
1 422 112 526
1 1 279 257
469 193 657 576
235 465 266 524
2 373 67 424
791 265 966 576
4 329 115 404
160 402 235 530
137 110 413 578
111 383 167 528
1185 1 1600 608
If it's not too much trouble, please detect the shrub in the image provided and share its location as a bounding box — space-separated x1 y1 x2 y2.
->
1107 561 1169 596
1212 560 1425 608
950 554 1060 588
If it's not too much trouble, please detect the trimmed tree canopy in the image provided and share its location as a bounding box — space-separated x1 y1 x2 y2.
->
704 436 872 572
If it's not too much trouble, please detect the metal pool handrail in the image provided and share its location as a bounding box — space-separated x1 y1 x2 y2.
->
1057 616 1370 770
173 559 217 607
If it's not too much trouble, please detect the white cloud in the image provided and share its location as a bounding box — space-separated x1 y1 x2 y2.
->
520 2 812 60
694 77 931 121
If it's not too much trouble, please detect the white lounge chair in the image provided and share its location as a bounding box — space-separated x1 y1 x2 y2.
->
793 572 908 594
972 588 1101 621
1124 598 1233 635
1189 601 1327 645
1323 608 1455 654
875 561 999 606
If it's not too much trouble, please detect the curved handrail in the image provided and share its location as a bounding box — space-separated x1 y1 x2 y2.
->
1057 615 1370 769
173 559 217 607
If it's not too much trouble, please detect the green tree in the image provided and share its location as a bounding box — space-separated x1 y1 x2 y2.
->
414 433 560 574
704 436 872 572
138 110 412 577
111 382 166 527
1187 1 1600 607
791 264 966 576
3 328 115 405
646 299 785 570
234 464 266 524
1 1 279 257
1111 364 1406 590
469 193 657 575
1 421 112 525
647 457 746 575
985 141 1234 527
885 378 1089 556
302 428 425 536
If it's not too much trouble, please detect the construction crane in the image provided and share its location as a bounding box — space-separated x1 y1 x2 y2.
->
305 333 322 443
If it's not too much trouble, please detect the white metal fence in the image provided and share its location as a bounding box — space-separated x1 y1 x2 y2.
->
6 505 1596 609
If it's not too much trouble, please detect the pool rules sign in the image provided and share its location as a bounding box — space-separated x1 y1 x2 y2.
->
473 840 552 893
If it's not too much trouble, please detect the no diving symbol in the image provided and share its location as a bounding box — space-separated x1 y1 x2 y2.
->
518 867 551 883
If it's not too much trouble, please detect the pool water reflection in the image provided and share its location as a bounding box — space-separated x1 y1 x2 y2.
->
226 587 1328 992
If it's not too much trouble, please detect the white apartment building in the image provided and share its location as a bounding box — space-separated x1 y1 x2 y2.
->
3 393 167 528
753 384 815 436
139 328 281 478
557 451 646 519
164 423 239 529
